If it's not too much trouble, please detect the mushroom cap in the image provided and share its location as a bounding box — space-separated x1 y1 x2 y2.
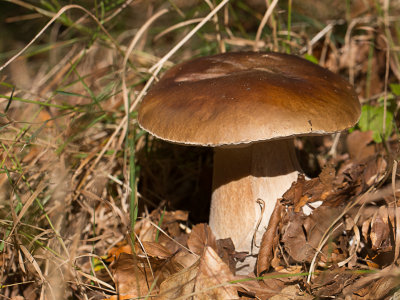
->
138 52 361 146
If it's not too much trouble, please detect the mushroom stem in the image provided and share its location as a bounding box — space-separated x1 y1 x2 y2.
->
209 139 302 265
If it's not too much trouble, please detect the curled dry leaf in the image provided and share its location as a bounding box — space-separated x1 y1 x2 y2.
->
107 240 172 262
134 209 189 243
361 275 400 299
346 130 375 161
107 242 132 262
108 250 186 300
110 252 154 299
343 265 400 299
140 241 172 259
159 246 238 299
281 205 344 263
280 157 388 265
370 206 391 251
283 164 352 214
236 274 290 300
158 258 200 299
188 223 237 273
269 285 313 300
187 223 217 255
359 205 394 269
216 238 237 274
195 246 238 299
257 201 284 275
311 268 358 297
237 265 307 299
162 210 190 223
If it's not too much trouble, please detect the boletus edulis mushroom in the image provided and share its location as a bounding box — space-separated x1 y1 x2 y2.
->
138 52 361 272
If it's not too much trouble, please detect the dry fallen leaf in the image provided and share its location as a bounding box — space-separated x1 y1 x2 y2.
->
370 206 390 251
188 223 237 273
236 274 288 299
134 209 189 244
195 246 238 299
187 223 217 255
343 265 400 299
269 284 313 300
108 249 185 300
311 268 358 297
159 246 238 299
158 257 200 299
346 130 375 161
110 252 154 299
257 201 284 275
140 241 172 259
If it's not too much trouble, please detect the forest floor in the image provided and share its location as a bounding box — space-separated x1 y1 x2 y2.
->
0 0 399 299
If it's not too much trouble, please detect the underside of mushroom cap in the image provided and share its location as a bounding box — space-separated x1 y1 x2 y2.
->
138 52 361 146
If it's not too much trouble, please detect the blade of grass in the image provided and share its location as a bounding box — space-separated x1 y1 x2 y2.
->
0 4 123 73
7 181 47 239
286 0 292 53
128 109 138 248
5 0 56 18
0 94 79 110
155 207 166 243
71 68 103 111
4 86 15 113
2 145 70 259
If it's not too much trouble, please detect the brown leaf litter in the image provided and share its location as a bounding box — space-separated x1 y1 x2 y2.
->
104 142 400 299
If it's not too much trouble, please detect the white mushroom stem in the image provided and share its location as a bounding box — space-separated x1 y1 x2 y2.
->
209 139 302 264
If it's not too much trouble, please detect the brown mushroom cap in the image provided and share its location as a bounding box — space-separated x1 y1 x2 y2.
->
138 52 360 146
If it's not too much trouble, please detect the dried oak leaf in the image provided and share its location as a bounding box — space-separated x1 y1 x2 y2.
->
283 165 354 214
110 252 157 299
337 154 387 194
216 238 237 274
135 210 189 243
280 160 382 263
270 285 313 300
159 246 238 299
140 241 172 259
237 267 305 300
106 241 132 263
188 223 236 273
311 268 358 297
361 275 400 299
370 206 391 252
158 257 200 299
236 276 286 300
107 240 172 263
109 250 185 300
343 266 400 299
158 210 189 238
257 201 284 275
281 205 344 263
346 130 375 161
187 223 217 255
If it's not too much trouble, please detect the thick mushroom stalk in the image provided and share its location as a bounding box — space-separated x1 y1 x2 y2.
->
210 139 301 259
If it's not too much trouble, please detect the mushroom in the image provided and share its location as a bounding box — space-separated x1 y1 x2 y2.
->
138 52 360 271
